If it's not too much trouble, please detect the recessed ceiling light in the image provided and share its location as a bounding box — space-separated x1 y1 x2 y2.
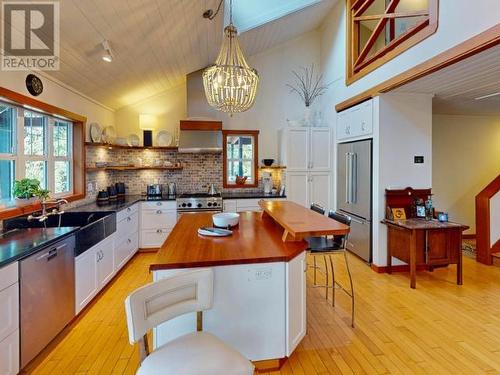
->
475 91 500 100
101 40 113 63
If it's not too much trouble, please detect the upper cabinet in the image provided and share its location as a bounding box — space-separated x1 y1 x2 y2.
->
346 0 439 84
336 99 373 141
279 127 332 172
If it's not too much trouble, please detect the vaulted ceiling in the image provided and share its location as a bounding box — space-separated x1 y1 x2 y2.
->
37 0 334 110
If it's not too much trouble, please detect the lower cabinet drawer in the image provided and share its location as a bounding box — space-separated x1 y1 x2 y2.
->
117 211 139 239
115 233 139 270
140 229 171 248
0 283 18 343
0 329 19 375
141 210 177 230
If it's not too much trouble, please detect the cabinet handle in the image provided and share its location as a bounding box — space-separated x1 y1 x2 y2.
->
346 125 350 134
128 238 132 243
127 216 131 221
156 229 161 233
361 121 366 131
156 202 162 206
156 210 162 214
127 207 131 212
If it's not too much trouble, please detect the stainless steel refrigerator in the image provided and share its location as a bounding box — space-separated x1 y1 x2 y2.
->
337 139 372 262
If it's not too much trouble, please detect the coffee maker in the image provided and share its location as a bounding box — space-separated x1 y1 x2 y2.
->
262 171 273 194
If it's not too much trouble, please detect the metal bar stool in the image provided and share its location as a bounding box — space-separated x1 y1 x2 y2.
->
305 210 355 328
309 203 326 286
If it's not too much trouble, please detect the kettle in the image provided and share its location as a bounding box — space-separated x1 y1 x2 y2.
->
208 183 218 196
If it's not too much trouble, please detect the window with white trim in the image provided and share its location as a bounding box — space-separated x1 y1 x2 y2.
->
0 101 73 200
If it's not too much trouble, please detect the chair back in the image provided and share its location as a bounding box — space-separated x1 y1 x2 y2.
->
310 203 326 215
125 268 214 345
328 211 351 247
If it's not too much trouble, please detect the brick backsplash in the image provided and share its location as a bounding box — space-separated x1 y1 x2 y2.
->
85 148 284 198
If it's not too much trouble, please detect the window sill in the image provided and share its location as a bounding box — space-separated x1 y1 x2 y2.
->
0 193 85 221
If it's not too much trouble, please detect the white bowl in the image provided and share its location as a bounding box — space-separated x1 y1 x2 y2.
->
212 212 240 228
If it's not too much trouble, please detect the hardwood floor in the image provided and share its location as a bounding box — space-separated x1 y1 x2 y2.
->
24 252 500 374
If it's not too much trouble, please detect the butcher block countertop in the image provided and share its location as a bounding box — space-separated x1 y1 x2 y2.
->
259 200 350 241
150 211 308 271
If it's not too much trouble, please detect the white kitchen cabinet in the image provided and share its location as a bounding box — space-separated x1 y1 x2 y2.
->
286 252 306 356
97 235 115 288
280 127 332 172
286 171 331 210
75 245 98 314
223 200 237 212
115 233 139 270
336 99 373 141
309 172 332 210
223 197 286 213
0 263 19 375
286 172 310 208
140 201 177 249
0 330 19 375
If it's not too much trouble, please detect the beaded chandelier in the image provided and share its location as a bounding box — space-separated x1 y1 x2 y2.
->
202 0 259 115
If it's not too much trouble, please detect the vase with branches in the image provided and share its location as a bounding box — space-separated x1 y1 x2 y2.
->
286 64 331 125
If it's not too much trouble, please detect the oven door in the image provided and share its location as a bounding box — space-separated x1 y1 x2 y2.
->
177 209 222 220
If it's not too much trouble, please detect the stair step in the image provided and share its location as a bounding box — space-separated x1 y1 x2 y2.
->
492 252 500 259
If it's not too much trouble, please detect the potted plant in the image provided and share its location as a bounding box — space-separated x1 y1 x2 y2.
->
13 178 50 203
286 64 331 126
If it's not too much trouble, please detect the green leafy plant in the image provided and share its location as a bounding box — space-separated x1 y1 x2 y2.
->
13 178 50 200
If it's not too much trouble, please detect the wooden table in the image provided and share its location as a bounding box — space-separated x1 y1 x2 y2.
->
383 218 468 289
259 200 350 241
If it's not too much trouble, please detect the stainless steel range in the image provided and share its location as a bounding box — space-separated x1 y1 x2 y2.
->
177 193 223 213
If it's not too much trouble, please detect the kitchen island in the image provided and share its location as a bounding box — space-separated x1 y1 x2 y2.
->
150 201 349 368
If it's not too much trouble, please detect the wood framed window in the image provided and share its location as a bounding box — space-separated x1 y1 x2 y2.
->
222 130 259 189
347 0 439 84
0 87 86 220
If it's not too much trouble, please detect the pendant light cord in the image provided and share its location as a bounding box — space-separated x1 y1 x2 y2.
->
203 0 224 20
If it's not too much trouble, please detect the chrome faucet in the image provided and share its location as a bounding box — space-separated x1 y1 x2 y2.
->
27 198 69 222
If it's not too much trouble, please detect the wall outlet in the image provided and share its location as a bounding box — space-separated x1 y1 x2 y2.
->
87 182 94 193
254 268 272 280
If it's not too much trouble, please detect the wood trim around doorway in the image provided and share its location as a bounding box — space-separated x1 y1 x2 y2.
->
336 23 500 112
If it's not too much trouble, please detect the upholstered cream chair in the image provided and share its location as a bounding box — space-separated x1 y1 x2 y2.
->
125 268 254 375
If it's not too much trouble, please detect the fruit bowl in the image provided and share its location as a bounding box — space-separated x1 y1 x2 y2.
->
212 212 240 228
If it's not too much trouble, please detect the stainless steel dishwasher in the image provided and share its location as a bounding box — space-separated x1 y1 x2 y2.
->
20 235 76 367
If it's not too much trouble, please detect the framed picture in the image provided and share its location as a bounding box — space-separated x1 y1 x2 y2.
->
391 208 406 220
416 205 426 218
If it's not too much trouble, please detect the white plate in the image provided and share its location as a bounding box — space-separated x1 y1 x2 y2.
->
115 137 128 146
102 126 116 144
89 122 102 143
197 227 232 237
156 130 173 147
127 134 140 147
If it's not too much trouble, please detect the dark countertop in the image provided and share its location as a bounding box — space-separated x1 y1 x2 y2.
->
221 192 286 200
0 227 79 268
69 195 176 213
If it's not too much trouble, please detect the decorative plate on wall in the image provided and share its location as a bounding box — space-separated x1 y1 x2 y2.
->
127 134 140 147
102 126 116 144
89 122 102 142
156 130 173 147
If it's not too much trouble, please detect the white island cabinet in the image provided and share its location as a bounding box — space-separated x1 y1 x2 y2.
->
0 262 19 375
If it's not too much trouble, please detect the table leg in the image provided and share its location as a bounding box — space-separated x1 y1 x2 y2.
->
409 230 417 289
387 227 392 274
457 233 463 285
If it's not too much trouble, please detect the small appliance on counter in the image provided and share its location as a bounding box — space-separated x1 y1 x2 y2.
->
115 182 126 197
262 171 273 194
168 182 177 196
97 190 109 206
147 183 163 199
107 185 117 201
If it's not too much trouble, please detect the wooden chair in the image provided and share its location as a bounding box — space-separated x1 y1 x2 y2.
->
125 268 254 375
305 211 355 327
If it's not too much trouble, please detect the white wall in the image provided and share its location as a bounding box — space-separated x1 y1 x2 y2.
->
491 192 500 246
373 93 433 266
433 115 500 234
0 70 114 135
319 0 500 120
114 81 186 144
